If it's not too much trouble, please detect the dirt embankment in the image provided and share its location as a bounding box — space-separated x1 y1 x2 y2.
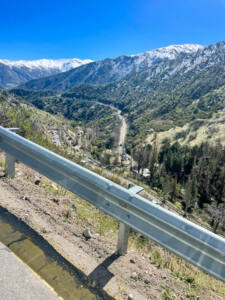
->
0 157 224 300
0 162 161 300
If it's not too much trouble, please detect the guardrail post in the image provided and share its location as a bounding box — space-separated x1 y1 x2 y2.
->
4 128 19 178
117 184 144 256
5 153 15 178
117 222 130 255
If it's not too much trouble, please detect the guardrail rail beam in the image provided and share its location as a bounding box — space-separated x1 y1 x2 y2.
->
0 126 225 283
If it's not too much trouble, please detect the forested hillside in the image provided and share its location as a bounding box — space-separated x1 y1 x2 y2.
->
2 90 120 164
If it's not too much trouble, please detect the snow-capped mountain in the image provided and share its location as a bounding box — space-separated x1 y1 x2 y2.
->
0 58 92 89
129 44 204 71
0 58 92 72
21 44 204 91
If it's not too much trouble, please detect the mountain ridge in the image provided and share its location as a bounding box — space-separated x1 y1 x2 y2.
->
12 41 225 150
19 44 204 91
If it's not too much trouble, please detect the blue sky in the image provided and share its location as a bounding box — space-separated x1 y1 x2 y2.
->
0 0 225 60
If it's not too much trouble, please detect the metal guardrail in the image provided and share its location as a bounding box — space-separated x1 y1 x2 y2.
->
0 126 225 283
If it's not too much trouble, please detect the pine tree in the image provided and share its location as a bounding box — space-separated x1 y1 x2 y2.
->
191 175 198 209
149 134 158 185
170 175 178 203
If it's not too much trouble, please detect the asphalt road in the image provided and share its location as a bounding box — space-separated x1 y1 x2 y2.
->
0 241 60 300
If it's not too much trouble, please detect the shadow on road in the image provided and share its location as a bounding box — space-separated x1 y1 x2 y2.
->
88 252 119 289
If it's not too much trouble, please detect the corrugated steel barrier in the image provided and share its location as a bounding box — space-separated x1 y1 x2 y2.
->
0 126 225 282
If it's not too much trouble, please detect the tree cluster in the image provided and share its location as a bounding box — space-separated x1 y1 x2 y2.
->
132 139 225 232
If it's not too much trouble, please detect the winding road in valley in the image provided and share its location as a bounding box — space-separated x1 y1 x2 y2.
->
115 109 127 157
91 100 128 158
55 94 128 162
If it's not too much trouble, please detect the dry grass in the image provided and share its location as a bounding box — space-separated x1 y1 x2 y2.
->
146 110 225 147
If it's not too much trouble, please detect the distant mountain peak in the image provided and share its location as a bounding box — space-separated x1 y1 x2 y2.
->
0 58 93 72
0 57 93 89
130 44 205 59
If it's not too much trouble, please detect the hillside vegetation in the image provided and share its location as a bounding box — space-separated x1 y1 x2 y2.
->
0 90 120 165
